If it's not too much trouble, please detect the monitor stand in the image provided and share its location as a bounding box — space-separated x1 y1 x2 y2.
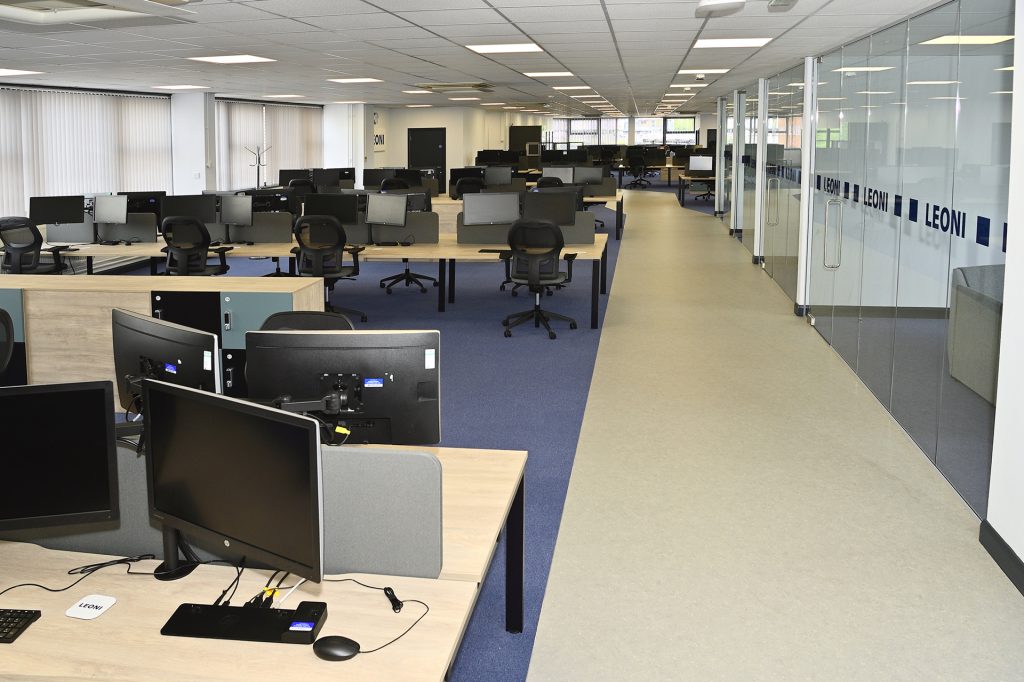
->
155 527 199 581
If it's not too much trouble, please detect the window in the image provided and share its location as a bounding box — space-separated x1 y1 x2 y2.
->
569 118 599 147
634 117 664 145
216 100 323 190
665 116 698 145
543 118 569 148
0 87 172 216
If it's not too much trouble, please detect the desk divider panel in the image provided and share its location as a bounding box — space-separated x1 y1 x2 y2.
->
0 288 25 342
0 288 27 386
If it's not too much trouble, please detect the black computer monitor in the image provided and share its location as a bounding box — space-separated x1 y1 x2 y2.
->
395 168 423 186
573 167 604 186
463 192 520 225
566 148 588 163
303 193 359 225
111 308 222 412
248 188 296 214
497 150 519 164
220 195 253 226
94 195 129 224
541 149 566 163
337 167 356 181
161 195 218 224
245 329 441 445
523 191 576 225
406 193 430 212
541 167 574 184
278 169 310 187
362 168 395 189
119 191 165 215
484 166 513 186
143 380 323 582
450 167 484 185
476 150 501 163
365 192 407 226
311 168 341 189
0 381 118 532
29 195 84 225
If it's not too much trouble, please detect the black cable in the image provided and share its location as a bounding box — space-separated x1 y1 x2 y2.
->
116 436 139 448
0 554 155 599
359 600 429 654
323 578 430 654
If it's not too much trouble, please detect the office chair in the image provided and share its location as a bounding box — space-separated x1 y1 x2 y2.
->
500 219 577 340
259 310 354 331
626 156 650 189
694 182 714 201
288 178 317 201
454 176 485 199
160 216 232 276
0 308 13 375
0 217 71 274
292 214 368 322
536 176 564 188
380 177 410 192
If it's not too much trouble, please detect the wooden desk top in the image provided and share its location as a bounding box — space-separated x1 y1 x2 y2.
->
0 273 322 294
360 233 607 264
360 445 528 583
0 542 477 682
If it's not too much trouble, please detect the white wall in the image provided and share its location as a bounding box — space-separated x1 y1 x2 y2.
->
170 92 215 194
985 2 1024 565
323 103 363 171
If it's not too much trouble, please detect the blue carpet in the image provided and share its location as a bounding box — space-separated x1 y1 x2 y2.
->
124 206 623 681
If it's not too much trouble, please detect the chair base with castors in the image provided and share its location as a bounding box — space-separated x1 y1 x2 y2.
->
324 281 367 322
502 292 578 340
379 259 438 294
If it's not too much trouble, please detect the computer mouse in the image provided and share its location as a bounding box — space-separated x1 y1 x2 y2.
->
313 635 360 661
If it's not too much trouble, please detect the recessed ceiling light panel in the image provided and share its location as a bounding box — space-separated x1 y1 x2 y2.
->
920 35 1013 45
467 43 543 54
523 71 573 77
189 55 275 64
0 69 43 76
328 78 382 83
152 85 209 90
694 38 771 48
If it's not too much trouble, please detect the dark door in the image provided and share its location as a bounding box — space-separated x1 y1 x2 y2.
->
408 128 446 192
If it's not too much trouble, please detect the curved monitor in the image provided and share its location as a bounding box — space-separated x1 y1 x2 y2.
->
112 308 221 411
0 381 118 532
245 329 440 445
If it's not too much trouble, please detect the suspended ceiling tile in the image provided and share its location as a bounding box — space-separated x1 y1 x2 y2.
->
240 0 381 16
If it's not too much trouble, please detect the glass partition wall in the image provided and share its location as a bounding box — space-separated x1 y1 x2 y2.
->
740 85 759 254
806 0 1011 516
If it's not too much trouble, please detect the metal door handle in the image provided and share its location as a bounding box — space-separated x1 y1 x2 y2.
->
823 199 842 269
767 177 780 225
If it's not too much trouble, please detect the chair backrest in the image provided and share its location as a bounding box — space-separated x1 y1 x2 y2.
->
260 310 354 331
537 176 564 188
293 214 348 278
507 219 565 291
0 217 44 274
455 177 485 198
160 216 212 275
0 307 13 375
380 177 410 192
288 178 317 198
628 156 645 173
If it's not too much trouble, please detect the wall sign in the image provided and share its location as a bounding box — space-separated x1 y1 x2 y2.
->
373 111 385 152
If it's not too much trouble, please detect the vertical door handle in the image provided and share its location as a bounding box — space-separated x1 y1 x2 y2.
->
767 177 781 226
823 198 842 269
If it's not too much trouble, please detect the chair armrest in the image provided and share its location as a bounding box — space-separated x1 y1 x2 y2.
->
498 250 512 262
563 252 577 283
345 245 365 256
208 246 233 255
44 244 71 253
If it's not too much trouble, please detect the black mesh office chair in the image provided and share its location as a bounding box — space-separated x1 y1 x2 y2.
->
292 214 367 322
500 219 577 339
454 176 485 198
626 156 650 188
259 310 354 331
380 177 410 192
0 308 13 375
160 216 232 276
0 216 70 274
288 178 317 201
536 176 564 188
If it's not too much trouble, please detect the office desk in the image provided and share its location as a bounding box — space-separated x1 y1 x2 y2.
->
676 175 717 207
583 194 624 239
361 233 609 328
0 542 478 682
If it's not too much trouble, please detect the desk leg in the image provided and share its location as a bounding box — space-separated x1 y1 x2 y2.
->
616 199 624 241
505 477 524 634
437 259 446 312
600 243 608 295
591 260 600 329
681 180 687 207
667 167 673 187
86 256 94 275
288 257 296 275
617 168 624 189
150 257 158 275
448 259 456 304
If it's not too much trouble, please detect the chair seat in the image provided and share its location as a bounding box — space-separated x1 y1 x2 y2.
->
510 272 568 287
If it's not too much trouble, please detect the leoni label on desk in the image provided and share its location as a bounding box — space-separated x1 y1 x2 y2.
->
425 348 436 370
66 594 117 620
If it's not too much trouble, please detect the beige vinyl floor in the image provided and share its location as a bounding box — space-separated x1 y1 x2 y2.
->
527 190 1024 681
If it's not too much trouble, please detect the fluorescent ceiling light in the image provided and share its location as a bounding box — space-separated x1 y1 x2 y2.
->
152 85 208 90
669 84 708 88
678 68 729 74
333 100 365 104
920 35 1013 45
856 91 894 95
189 55 275 64
996 66 1014 71
817 97 846 101
787 82 804 86
403 90 432 94
0 68 43 76
406 104 432 108
907 80 959 85
264 94 304 99
480 102 506 106
328 78 382 83
767 91 792 95
930 96 962 100
449 97 480 100
992 91 1012 94
694 38 771 48
503 106 522 109
860 105 879 108
523 71 572 77
571 94 602 98
833 66 892 72
553 86 591 90
467 43 542 54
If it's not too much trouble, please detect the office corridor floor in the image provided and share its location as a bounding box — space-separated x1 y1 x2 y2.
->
528 191 1024 680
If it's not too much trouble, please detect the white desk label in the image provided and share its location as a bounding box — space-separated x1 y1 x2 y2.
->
425 348 436 370
66 594 116 620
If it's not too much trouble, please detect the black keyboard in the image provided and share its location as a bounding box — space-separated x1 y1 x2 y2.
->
0 609 40 644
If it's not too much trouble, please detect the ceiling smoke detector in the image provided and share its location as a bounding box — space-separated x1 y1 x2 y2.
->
695 0 745 18
414 82 494 94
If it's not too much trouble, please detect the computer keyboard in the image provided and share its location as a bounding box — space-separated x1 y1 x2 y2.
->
0 609 41 644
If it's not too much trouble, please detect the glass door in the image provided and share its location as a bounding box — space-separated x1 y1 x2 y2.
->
740 85 759 254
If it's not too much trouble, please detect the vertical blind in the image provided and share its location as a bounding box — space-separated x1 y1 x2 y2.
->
216 101 323 190
0 88 171 216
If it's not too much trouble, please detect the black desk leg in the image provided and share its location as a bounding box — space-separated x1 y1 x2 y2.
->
600 244 608 295
437 259 446 312
591 260 599 329
616 199 624 240
681 181 687 207
150 257 158 275
448 259 456 304
288 257 296 275
505 477 524 634
617 168 624 189
86 256 94 275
